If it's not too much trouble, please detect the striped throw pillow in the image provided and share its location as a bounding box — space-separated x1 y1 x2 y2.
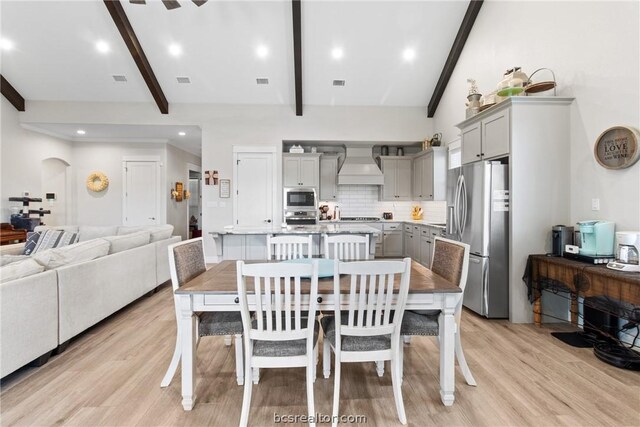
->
24 229 79 255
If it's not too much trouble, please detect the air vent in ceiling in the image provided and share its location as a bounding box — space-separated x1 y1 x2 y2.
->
256 78 269 85
176 76 191 84
333 79 346 87
112 75 127 82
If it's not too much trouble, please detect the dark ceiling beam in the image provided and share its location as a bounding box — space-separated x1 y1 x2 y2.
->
1 74 26 111
427 0 483 118
104 0 169 114
292 0 303 116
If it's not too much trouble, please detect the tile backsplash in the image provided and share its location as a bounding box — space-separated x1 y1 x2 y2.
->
319 185 447 223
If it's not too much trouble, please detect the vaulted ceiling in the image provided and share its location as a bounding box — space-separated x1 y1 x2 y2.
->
1 0 469 109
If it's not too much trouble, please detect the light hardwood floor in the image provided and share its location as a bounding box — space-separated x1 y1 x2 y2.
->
1 284 639 426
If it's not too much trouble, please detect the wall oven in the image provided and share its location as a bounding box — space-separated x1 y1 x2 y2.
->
284 188 317 224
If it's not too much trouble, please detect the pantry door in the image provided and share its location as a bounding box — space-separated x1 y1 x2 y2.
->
233 149 276 227
123 160 161 226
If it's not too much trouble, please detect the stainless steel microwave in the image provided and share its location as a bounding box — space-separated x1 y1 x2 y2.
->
284 188 316 209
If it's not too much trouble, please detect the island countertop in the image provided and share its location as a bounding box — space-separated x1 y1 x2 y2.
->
210 224 381 235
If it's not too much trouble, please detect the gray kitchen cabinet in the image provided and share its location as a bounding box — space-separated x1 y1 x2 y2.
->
380 157 412 201
282 153 320 187
382 222 403 257
420 235 432 267
411 225 420 260
461 108 510 164
412 148 447 201
403 225 413 257
319 155 339 200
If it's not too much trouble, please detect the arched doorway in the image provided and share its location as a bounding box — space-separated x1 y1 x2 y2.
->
41 157 71 226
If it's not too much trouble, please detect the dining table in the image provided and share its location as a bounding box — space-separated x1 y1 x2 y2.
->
175 259 463 410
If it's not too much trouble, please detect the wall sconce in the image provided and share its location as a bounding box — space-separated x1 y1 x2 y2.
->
171 182 184 202
184 190 191 200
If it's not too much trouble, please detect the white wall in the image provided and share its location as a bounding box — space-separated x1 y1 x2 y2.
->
433 0 640 231
1 98 73 223
166 143 201 240
432 0 640 323
20 102 432 258
72 141 168 226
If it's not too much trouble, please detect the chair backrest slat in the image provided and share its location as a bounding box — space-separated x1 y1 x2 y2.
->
267 235 313 260
237 261 319 342
333 259 411 341
323 234 369 261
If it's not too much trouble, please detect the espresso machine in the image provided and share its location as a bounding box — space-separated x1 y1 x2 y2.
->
607 232 640 272
577 220 615 256
552 225 574 256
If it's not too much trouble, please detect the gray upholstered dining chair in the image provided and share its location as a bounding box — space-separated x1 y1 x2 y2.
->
160 237 245 388
399 236 476 386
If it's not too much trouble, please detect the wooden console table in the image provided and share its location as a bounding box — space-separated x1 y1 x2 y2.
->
526 255 640 326
0 223 27 245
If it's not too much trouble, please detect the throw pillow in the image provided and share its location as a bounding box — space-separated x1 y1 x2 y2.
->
150 225 174 242
32 238 110 270
103 231 151 254
24 229 79 255
0 258 45 281
23 232 41 255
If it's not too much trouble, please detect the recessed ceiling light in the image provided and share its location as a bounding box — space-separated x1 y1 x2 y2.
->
1 38 14 51
95 40 110 54
403 48 416 62
168 43 182 57
76 130 86 135
178 131 186 136
331 47 344 60
256 44 269 59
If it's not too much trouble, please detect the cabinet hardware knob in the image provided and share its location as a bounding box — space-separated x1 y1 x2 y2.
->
481 153 485 156
234 297 239 303
317 297 323 303
476 154 481 157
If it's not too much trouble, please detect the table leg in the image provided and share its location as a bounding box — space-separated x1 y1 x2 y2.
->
179 295 196 410
439 300 456 406
570 294 578 325
533 284 542 327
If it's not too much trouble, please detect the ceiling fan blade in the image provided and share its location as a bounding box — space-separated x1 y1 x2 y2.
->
162 0 181 10
192 0 207 6
129 0 146 4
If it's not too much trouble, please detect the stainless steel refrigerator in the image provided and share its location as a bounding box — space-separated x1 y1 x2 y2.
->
445 161 509 318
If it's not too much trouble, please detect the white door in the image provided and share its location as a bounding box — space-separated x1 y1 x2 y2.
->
123 161 160 225
235 152 274 226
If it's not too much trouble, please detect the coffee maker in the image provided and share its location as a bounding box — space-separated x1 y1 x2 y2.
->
577 220 615 256
607 232 640 272
552 225 574 256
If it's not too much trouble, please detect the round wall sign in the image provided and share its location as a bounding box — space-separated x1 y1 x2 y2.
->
594 126 640 169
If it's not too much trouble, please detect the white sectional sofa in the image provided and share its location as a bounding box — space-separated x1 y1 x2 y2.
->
0 225 181 378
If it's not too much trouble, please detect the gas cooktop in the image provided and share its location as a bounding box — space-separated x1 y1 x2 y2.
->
340 216 381 221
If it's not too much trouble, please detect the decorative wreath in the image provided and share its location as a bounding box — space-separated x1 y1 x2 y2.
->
86 172 109 192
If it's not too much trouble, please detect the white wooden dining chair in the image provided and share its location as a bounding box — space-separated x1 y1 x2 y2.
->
267 234 313 260
322 258 412 426
400 236 476 386
236 260 320 427
323 234 369 260
160 238 244 388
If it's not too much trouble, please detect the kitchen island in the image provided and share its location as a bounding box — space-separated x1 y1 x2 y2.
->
210 224 381 260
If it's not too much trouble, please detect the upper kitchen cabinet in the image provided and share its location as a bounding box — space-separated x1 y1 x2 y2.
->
319 155 339 200
283 153 320 188
412 147 446 201
460 107 510 164
380 157 412 201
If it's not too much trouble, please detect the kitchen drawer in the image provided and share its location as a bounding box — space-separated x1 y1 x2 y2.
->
384 222 402 231
204 294 241 306
404 224 413 233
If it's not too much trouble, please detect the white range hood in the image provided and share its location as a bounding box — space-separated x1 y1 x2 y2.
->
337 146 384 185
